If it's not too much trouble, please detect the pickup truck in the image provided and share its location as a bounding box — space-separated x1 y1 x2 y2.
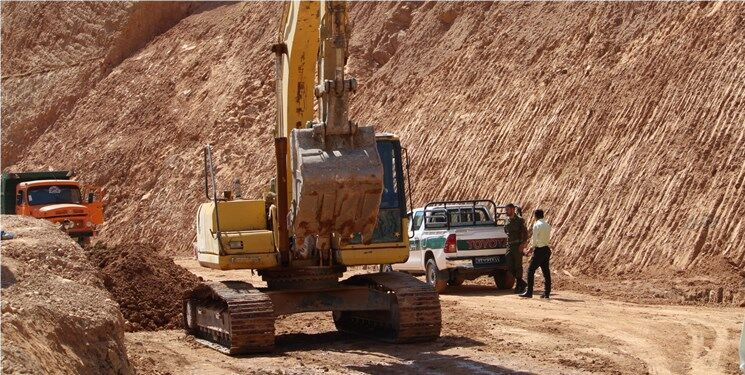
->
1 171 104 245
382 200 516 292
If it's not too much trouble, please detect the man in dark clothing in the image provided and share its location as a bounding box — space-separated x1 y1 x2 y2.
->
504 203 528 294
520 209 552 299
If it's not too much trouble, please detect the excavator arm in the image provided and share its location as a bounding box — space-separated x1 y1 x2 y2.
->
273 0 384 256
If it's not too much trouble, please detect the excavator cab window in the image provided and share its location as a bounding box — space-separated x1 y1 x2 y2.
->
368 138 407 243
349 138 407 245
378 141 400 209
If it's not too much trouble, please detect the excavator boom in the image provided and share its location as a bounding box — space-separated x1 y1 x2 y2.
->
275 0 383 253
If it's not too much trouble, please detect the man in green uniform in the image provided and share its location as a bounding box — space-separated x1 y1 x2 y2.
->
504 203 528 294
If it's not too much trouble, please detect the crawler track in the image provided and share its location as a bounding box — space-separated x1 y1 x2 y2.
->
333 272 442 343
184 281 275 355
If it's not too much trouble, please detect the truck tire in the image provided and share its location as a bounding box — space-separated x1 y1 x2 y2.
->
493 270 515 290
426 258 447 293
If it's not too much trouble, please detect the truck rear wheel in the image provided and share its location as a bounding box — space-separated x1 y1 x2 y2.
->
493 270 515 290
425 259 447 293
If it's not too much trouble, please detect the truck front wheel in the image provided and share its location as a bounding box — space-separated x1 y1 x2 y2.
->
425 258 447 293
493 270 515 290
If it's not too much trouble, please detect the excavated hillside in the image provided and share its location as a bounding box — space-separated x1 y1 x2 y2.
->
0 1 198 166
2 2 744 285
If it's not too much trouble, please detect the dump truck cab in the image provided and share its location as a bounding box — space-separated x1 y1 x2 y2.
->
1 171 104 245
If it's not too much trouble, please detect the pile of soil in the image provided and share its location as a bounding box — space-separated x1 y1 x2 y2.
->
0 215 133 374
86 242 201 331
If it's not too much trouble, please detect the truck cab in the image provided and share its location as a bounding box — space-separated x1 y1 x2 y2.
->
2 172 103 245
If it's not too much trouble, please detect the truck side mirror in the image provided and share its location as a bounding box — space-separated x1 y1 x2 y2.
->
87 192 95 204
16 193 23 205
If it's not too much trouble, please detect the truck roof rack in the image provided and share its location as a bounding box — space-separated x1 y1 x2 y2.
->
422 200 498 229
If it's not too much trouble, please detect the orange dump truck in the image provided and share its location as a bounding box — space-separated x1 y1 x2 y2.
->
1 171 103 245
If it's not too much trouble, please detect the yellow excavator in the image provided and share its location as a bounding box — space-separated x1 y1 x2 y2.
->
184 0 442 354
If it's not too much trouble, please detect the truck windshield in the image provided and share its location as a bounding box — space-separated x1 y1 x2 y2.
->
27 185 82 205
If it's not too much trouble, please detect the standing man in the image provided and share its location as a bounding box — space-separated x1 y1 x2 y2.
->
520 209 552 299
504 203 528 294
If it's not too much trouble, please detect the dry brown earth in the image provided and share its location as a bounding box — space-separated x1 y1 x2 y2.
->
0 216 134 374
124 258 744 375
2 3 744 373
2 2 743 294
86 242 201 331
0 1 197 167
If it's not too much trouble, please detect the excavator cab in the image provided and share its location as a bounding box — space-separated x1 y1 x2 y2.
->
335 134 410 265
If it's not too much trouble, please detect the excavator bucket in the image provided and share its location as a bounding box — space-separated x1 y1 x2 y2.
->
291 125 383 248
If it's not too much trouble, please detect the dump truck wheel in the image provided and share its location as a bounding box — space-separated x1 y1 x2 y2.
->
493 270 515 290
425 259 447 293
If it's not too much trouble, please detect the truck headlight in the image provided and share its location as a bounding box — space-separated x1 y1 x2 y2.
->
228 241 243 249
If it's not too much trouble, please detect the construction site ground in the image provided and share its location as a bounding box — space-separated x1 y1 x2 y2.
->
125 257 743 375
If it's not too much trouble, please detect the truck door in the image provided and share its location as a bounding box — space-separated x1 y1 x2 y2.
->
14 188 27 215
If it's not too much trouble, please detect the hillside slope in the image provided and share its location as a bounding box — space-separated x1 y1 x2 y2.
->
0 1 197 166
2 2 743 283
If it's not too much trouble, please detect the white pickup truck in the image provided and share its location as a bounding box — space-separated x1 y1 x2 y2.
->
382 200 516 292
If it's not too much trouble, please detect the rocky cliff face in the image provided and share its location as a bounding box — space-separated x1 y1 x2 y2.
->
2 2 743 282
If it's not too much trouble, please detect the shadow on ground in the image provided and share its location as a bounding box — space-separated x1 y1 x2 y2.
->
438 284 513 297
1 264 17 288
265 330 532 374
440 285 585 303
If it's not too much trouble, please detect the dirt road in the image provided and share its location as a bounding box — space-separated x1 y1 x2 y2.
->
126 258 743 374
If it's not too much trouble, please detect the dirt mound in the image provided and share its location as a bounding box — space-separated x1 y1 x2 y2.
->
0 215 133 374
86 242 201 331
2 3 744 286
